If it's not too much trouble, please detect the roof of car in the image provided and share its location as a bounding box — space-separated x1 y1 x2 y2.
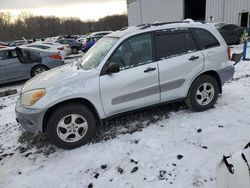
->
87 31 112 38
107 20 210 38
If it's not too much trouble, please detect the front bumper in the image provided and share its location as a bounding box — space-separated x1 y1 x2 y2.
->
15 102 47 134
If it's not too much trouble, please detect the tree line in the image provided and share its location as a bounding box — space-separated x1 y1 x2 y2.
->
0 12 128 42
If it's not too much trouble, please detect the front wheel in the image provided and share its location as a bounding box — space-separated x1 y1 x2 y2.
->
46 104 96 149
186 75 219 112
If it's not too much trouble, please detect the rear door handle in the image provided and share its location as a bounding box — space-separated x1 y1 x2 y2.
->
144 67 156 73
189 56 199 61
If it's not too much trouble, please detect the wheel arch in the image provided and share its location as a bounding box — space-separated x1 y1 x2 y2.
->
30 64 49 77
188 70 222 96
42 98 101 132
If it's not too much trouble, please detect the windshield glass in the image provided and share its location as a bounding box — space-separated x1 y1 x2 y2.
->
80 37 118 70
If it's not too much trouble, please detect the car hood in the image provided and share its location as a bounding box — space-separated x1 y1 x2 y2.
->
21 63 97 93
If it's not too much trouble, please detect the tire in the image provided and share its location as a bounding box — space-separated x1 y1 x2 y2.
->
46 104 96 149
72 47 78 54
186 75 219 112
31 65 49 77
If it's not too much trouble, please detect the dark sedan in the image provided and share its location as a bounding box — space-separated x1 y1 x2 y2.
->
214 23 246 45
56 39 82 54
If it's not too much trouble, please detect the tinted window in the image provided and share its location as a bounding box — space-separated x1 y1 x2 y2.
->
191 28 220 50
109 33 153 69
28 45 50 49
156 30 197 60
8 50 17 59
222 24 239 30
59 40 69 44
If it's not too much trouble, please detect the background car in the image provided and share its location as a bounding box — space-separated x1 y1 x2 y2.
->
214 23 246 45
9 40 29 47
56 39 82 54
82 31 112 52
25 43 68 60
0 47 63 84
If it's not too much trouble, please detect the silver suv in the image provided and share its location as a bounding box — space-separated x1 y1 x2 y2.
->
16 21 234 149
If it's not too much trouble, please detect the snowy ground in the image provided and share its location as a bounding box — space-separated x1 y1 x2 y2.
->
0 45 250 188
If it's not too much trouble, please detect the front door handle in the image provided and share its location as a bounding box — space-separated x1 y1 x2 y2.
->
189 56 199 61
144 67 156 73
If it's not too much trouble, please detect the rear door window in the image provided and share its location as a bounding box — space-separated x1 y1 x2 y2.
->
190 28 220 50
155 29 197 60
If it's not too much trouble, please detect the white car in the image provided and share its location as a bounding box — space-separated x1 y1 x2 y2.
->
16 21 234 149
26 43 68 60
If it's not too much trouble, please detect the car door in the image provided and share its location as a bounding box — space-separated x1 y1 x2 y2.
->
100 33 160 116
0 50 10 83
155 28 204 102
5 49 30 80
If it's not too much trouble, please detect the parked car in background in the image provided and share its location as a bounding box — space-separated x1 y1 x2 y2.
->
213 23 246 45
15 21 234 149
25 43 68 60
44 42 72 57
9 40 28 47
0 47 63 84
56 39 82 54
82 31 112 52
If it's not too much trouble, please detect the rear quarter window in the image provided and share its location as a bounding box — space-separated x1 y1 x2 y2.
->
190 28 220 50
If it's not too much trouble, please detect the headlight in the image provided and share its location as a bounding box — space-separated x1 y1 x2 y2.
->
21 89 46 106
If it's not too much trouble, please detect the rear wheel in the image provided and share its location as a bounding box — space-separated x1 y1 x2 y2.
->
31 65 48 77
186 75 219 112
46 104 96 149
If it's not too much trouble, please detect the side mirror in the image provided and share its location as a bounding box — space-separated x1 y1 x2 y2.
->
106 63 120 74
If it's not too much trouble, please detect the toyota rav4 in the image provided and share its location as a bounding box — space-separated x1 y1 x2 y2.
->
16 21 235 149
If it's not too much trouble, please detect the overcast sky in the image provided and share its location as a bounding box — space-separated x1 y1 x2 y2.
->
0 0 127 20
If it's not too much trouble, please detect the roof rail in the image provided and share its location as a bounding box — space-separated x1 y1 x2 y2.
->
137 20 200 30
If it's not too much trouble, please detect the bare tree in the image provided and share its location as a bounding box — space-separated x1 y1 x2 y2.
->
0 12 128 42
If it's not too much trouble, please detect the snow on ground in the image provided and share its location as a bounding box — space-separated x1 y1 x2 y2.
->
0 45 250 188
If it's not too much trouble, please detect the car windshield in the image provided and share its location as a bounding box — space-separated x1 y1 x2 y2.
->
80 37 118 70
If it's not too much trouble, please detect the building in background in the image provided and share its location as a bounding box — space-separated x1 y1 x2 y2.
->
127 0 250 27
